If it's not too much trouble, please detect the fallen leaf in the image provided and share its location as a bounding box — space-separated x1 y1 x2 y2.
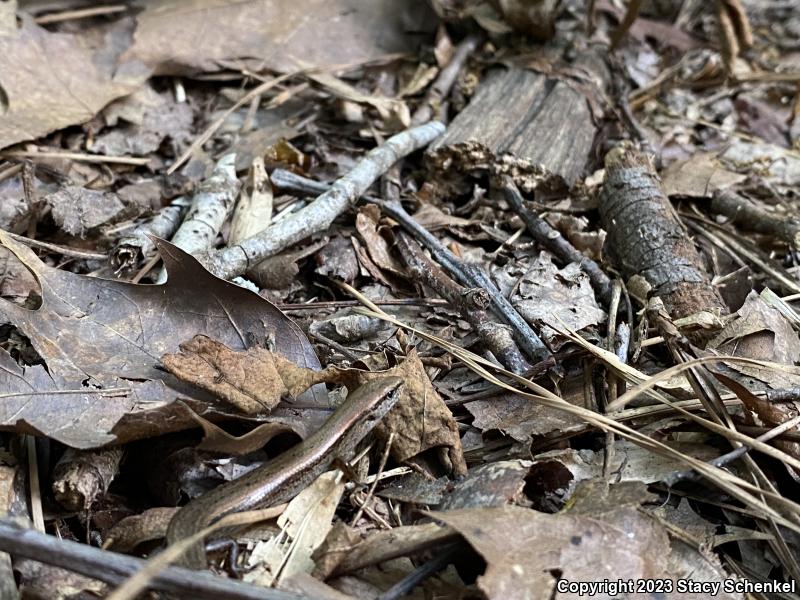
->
44 186 133 237
0 232 325 447
124 0 436 75
91 85 193 156
0 17 145 149
511 252 606 349
427 483 672 600
661 152 746 198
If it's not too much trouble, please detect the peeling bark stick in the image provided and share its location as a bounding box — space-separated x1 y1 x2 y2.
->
158 154 240 283
110 197 190 272
0 519 305 600
270 168 552 362
168 154 239 258
502 177 612 304
599 145 727 320
397 232 531 374
201 122 445 281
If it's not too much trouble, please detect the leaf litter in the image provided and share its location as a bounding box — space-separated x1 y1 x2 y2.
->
2 0 800 599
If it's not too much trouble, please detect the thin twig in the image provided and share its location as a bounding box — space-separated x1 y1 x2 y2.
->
379 544 462 600
34 5 127 24
167 70 307 175
502 177 612 304
4 231 107 261
411 34 482 126
201 122 446 280
0 150 149 166
270 168 552 363
0 518 298 600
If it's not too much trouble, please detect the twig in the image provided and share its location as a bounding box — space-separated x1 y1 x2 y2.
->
0 150 149 166
663 414 800 487
351 432 394 525
26 438 45 533
411 34 482 126
0 518 300 600
397 232 530 373
157 155 239 282
711 189 800 248
609 0 643 50
378 543 462 600
34 5 127 24
4 231 107 261
167 71 306 175
110 197 190 272
201 122 446 280
502 178 612 304
270 169 552 362
277 299 449 311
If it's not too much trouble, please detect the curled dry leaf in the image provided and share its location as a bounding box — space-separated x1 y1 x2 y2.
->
162 336 304 414
164 337 466 475
0 232 325 447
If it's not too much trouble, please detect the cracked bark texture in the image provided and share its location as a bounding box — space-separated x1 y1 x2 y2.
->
599 146 727 320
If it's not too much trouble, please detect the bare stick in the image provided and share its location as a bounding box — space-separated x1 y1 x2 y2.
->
158 155 239 282
0 150 149 166
502 177 612 304
167 71 303 175
711 189 800 248
201 122 445 280
0 518 301 600
110 197 190 271
397 232 531 373
411 34 482 126
269 169 552 363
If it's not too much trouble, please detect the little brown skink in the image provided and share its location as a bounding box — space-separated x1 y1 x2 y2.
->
166 376 403 569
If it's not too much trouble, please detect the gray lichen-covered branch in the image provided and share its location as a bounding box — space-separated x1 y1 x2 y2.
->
200 121 446 281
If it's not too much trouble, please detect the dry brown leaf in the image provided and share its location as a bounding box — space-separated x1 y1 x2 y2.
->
162 336 307 414
708 291 800 390
355 206 405 278
104 507 179 552
661 152 746 198
366 349 467 476
427 481 737 600
124 0 436 76
0 17 145 149
0 232 325 447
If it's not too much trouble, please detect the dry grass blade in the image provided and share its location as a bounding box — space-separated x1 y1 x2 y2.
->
107 505 287 600
343 296 800 535
167 70 308 175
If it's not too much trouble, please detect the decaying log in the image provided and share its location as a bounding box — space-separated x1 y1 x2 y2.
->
428 46 609 193
599 145 727 320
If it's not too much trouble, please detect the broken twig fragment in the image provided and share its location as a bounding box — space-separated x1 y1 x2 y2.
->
599 145 727 320
201 121 446 280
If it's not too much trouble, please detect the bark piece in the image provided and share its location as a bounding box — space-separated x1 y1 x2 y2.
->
428 47 609 191
599 145 727 320
52 447 124 512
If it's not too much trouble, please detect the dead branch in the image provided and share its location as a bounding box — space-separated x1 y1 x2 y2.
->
397 232 531 374
110 197 189 272
502 177 612 304
599 145 727 320
201 122 445 281
270 168 552 363
711 189 800 248
0 518 302 600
